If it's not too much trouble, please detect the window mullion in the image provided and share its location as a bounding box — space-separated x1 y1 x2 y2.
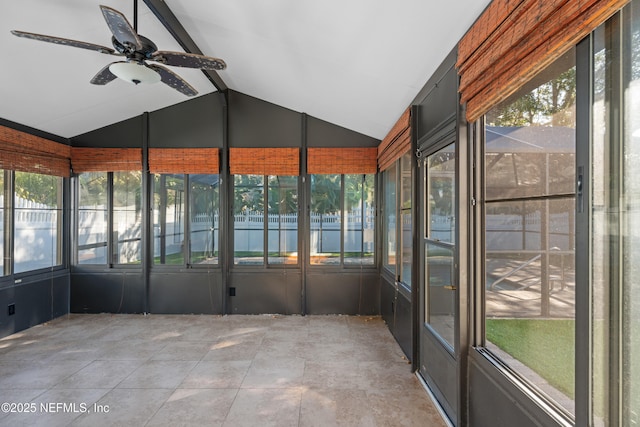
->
264 175 268 266
184 175 191 266
107 172 114 267
396 161 401 281
5 171 13 276
340 175 345 266
361 174 366 262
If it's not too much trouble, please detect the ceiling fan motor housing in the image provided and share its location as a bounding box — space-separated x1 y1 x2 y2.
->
111 35 157 59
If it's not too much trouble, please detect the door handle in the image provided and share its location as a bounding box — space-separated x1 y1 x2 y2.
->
443 285 457 291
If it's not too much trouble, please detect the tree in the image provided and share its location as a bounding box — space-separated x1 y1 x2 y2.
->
267 176 297 215
486 67 576 127
310 174 340 215
15 171 61 205
234 175 264 214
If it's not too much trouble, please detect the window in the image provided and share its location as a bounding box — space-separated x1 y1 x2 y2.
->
310 174 375 267
268 176 298 265
484 52 576 414
400 153 412 285
344 174 375 266
425 144 456 349
233 175 264 265
591 3 640 423
189 175 220 265
0 170 5 276
383 165 397 274
233 174 298 266
623 3 640 421
113 171 142 264
77 172 107 264
310 174 340 265
77 172 142 265
153 174 185 265
14 171 63 273
382 154 412 285
153 174 219 266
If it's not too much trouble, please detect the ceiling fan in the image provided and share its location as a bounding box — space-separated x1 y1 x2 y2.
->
11 4 226 96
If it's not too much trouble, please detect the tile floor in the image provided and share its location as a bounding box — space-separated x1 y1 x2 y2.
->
0 314 447 426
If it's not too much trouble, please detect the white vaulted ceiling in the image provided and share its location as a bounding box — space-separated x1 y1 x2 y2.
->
0 0 491 139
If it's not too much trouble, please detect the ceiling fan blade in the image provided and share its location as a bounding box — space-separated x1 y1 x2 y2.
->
151 51 226 70
90 62 120 85
11 30 116 54
100 5 142 51
147 64 198 96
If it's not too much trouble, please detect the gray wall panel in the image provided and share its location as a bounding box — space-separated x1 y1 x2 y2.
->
306 272 379 315
149 93 225 148
149 271 223 314
468 350 562 427
306 115 379 147
229 271 302 314
420 329 457 419
228 91 301 148
71 116 143 148
358 273 380 315
394 292 412 359
0 273 69 339
70 271 144 313
380 277 395 327
414 49 458 141
52 275 70 318
380 276 412 359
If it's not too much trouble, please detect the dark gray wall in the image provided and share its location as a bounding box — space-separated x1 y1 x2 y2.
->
70 270 144 313
228 91 302 148
0 272 69 338
150 93 225 148
149 271 223 314
420 328 458 421
307 115 379 147
228 271 303 315
68 89 381 317
72 116 144 148
306 272 379 315
380 275 412 358
468 350 569 426
413 49 459 142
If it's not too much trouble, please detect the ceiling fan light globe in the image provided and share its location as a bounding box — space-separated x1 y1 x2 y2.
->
109 62 161 85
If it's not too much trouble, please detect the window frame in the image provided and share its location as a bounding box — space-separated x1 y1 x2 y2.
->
152 173 220 269
232 174 300 268
477 48 578 422
0 169 66 280
308 173 376 270
381 153 413 290
75 171 143 268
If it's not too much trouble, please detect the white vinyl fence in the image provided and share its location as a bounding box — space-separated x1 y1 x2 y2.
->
6 193 574 269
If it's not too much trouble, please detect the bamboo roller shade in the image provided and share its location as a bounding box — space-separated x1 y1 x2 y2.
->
0 125 71 177
229 147 299 175
71 147 142 173
307 147 378 174
457 0 630 122
377 108 411 172
149 148 219 174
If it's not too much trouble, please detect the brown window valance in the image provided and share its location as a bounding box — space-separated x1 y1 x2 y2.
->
457 0 630 122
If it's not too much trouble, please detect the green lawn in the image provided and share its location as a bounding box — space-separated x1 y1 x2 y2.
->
486 318 575 398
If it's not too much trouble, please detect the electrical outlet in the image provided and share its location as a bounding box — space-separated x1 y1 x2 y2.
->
7 303 15 316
